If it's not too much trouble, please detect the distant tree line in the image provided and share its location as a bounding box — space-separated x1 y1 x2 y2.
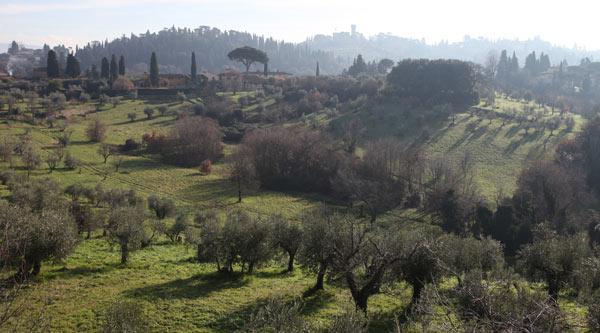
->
74 26 343 75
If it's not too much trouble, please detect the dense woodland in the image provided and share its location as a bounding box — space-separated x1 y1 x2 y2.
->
74 27 343 75
3 34 600 332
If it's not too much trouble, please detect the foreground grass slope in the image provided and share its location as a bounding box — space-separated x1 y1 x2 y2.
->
0 95 588 331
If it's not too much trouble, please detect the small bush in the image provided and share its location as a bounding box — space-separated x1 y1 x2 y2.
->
143 107 155 119
121 138 141 152
158 106 168 116
246 297 308 333
64 151 79 170
199 159 212 174
86 118 107 143
102 300 148 333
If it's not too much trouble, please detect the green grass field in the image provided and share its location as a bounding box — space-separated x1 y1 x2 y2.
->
0 95 589 331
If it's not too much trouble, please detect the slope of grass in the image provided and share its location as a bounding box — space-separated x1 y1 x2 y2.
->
332 96 584 201
0 95 590 331
6 235 408 332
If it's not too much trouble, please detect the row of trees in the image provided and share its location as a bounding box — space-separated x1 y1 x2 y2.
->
3 170 598 331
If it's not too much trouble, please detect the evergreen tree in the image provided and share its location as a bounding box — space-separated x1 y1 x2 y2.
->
91 65 99 80
110 54 118 82
510 51 520 73
263 62 268 77
65 53 81 78
47 50 60 78
496 50 509 81
150 52 159 87
524 51 539 74
101 57 110 80
316 62 320 77
40 44 50 66
539 53 551 72
347 54 368 76
118 55 125 76
583 74 592 94
190 52 197 83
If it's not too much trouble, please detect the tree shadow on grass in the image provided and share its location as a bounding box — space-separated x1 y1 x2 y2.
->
123 271 249 301
301 289 336 316
45 265 116 281
504 124 522 138
503 130 545 156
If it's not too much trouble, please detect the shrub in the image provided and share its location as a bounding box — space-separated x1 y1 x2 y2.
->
454 274 570 332
121 138 141 152
159 117 223 167
328 306 369 333
158 106 168 116
127 112 137 122
64 151 79 170
234 126 341 194
588 296 600 332
86 118 107 143
111 76 135 91
143 107 155 119
102 300 148 333
199 159 212 174
141 132 167 154
246 297 308 333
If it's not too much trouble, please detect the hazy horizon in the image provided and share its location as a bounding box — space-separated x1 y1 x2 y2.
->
1 0 599 50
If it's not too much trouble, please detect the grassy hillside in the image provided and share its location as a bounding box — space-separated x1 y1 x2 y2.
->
0 95 588 331
332 96 584 201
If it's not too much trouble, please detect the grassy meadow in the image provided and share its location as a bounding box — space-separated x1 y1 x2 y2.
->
0 94 588 331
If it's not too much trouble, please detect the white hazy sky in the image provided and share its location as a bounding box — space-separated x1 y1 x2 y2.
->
0 0 598 49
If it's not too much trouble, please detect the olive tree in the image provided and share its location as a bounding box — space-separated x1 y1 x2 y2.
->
147 195 175 220
299 207 339 291
107 206 147 264
0 201 78 280
269 216 302 272
518 232 591 301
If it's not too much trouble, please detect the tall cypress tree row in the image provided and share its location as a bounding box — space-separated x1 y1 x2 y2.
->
100 57 110 80
191 52 197 83
110 54 118 82
47 50 60 78
118 55 125 76
316 62 320 77
150 52 159 87
264 62 268 77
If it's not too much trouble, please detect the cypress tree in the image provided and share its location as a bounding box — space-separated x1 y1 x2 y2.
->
263 62 268 77
47 50 60 78
510 51 519 73
150 52 159 87
65 53 81 78
118 55 125 76
91 65 99 80
110 54 118 82
191 52 197 83
497 50 508 80
101 57 110 80
316 62 320 77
